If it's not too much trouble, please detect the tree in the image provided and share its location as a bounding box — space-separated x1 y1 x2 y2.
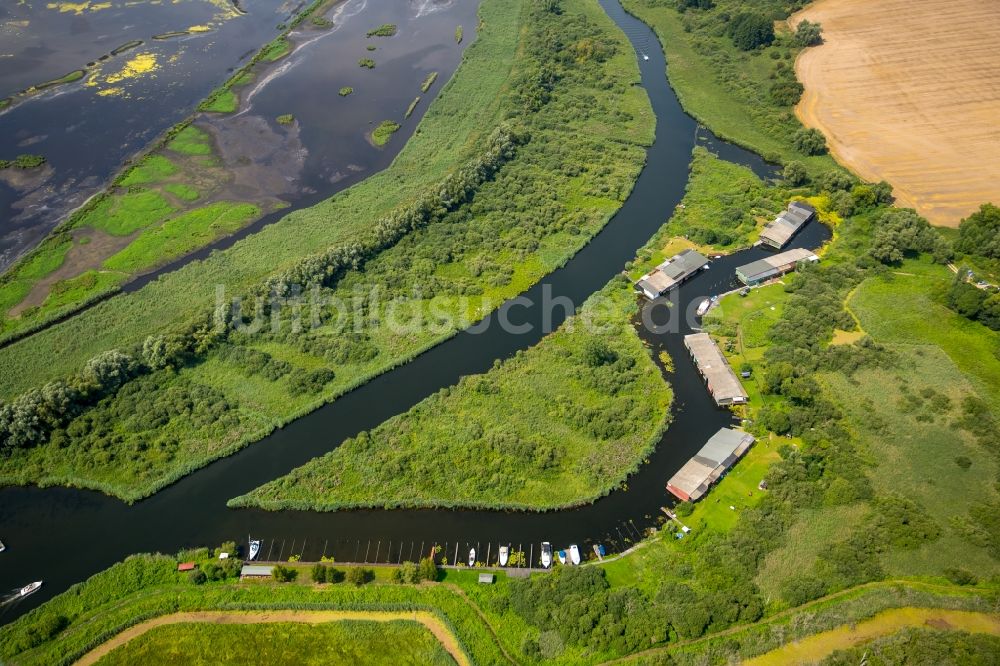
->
783 161 808 185
792 128 826 155
956 203 1000 260
310 563 328 583
346 567 372 586
829 190 854 217
819 170 854 192
794 19 823 46
418 556 439 582
271 565 297 582
728 13 775 50
870 209 950 264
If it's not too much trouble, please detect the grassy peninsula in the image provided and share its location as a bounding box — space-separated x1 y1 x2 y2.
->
231 280 671 512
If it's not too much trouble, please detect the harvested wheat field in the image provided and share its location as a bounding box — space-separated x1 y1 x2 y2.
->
793 0 1000 226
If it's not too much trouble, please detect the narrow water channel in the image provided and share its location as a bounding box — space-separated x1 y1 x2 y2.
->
0 0 829 622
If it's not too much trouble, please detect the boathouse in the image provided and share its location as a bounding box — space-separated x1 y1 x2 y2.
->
735 247 819 286
683 333 748 406
759 201 815 249
635 249 709 300
240 565 274 579
667 428 755 501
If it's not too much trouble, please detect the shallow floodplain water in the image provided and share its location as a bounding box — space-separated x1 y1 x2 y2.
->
0 0 829 624
0 0 291 270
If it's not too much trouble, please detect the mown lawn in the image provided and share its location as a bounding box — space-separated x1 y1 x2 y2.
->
95 621 456 666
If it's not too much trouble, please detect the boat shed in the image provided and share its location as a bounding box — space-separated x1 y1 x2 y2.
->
759 201 815 249
735 248 819 286
667 428 755 501
635 249 709 300
683 333 748 406
240 565 274 579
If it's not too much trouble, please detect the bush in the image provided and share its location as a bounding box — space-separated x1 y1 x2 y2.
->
187 569 207 585
346 567 373 586
675 501 694 517
943 567 978 585
418 556 439 582
310 563 328 583
794 19 823 47
783 161 808 186
271 565 298 582
792 128 827 155
781 576 826 606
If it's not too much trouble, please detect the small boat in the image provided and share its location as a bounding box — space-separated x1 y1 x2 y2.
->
498 545 509 567
0 539 5 553
19 581 42 598
642 54 649 61
593 544 606 560
569 544 581 565
247 539 261 561
696 299 711 316
557 550 567 565
468 548 476 567
540 542 553 568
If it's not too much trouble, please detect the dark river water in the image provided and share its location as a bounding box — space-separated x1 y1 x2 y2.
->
0 0 829 623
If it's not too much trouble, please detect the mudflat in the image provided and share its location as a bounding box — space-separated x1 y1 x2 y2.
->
793 0 1000 227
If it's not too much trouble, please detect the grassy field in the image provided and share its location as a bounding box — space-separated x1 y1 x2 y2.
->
93 620 457 666
231 280 672 512
622 0 837 174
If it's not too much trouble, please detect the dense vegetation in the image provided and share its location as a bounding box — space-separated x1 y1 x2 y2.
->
231 281 671 511
0 0 653 500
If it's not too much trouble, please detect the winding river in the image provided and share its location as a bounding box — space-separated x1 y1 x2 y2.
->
0 0 829 622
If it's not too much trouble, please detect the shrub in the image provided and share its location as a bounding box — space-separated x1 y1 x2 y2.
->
955 203 1000 260
792 128 827 155
944 567 979 585
310 563 328 583
418 556 439 582
346 567 373 586
271 565 298 582
794 19 823 46
188 569 207 585
675 501 694 517
783 161 808 186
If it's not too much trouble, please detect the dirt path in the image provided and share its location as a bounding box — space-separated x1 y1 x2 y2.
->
791 0 1000 227
73 610 471 666
744 607 1000 665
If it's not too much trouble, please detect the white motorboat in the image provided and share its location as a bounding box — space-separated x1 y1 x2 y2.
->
498 545 509 567
569 544 581 565
540 542 553 568
468 548 476 567
696 299 711 316
247 539 261 561
19 581 42 598
0 539 5 553
557 550 567 565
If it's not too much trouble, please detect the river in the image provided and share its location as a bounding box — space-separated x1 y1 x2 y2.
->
0 0 829 623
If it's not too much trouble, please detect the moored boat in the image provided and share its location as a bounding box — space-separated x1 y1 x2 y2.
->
540 542 553 568
557 549 567 565
19 581 42 598
498 545 509 567
569 544 581 565
468 548 476 567
247 539 261 561
0 539 5 553
696 299 711 316
593 544 606 559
